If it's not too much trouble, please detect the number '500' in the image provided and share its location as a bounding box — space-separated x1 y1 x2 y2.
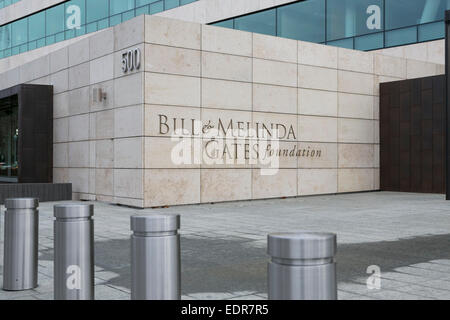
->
122 48 141 73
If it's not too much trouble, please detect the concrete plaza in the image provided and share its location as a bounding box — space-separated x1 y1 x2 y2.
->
1 191 450 300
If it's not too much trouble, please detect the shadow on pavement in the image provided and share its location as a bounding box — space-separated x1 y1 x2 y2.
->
38 233 450 295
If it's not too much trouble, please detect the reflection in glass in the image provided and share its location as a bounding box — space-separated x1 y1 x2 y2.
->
11 18 28 47
150 1 164 14
355 32 383 50
0 0 196 59
136 5 149 16
2 0 450 59
0 25 11 51
0 95 19 182
87 0 109 23
418 21 445 42
212 19 233 29
327 0 384 41
386 0 450 30
137 0 161 6
29 11 45 42
235 9 276 36
277 0 325 42
165 0 180 10
46 4 65 36
327 38 354 49
385 26 418 47
110 0 134 15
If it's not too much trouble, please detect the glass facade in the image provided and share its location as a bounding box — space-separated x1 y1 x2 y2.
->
211 0 450 51
278 0 325 43
0 0 198 59
0 95 18 182
0 0 21 9
1 0 449 59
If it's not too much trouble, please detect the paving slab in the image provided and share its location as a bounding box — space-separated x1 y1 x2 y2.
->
0 191 449 300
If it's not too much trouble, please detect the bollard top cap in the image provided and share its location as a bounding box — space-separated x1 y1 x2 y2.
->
5 198 39 209
268 232 336 260
54 203 94 219
131 214 180 233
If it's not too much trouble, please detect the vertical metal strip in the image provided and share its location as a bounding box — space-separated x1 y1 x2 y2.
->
445 10 449 199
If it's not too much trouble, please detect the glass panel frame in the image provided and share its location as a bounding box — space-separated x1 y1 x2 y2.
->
277 0 326 43
0 95 19 182
385 26 418 47
327 0 384 41
385 0 449 31
354 32 384 50
2 0 450 60
234 9 276 36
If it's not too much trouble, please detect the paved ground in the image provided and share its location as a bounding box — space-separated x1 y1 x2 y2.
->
1 191 450 300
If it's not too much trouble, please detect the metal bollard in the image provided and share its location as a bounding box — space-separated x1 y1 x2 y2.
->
268 232 337 300
54 203 94 300
131 214 181 300
3 198 39 291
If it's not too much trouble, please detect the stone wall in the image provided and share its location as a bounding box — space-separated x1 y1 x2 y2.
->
374 39 445 66
0 15 444 208
0 15 146 207
0 33 96 76
0 0 296 74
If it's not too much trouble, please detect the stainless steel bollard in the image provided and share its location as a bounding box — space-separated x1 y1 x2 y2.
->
3 198 39 291
268 232 337 300
131 214 181 300
54 203 94 300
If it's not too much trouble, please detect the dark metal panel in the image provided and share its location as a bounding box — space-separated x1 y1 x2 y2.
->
0 183 72 204
446 10 450 199
380 75 445 194
0 84 53 183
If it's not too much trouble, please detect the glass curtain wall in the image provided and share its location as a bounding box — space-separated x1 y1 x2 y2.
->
211 0 450 51
1 0 450 57
0 0 198 59
0 95 19 182
385 0 450 46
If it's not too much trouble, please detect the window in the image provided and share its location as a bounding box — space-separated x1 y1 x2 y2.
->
87 0 109 23
46 4 65 36
0 95 19 182
165 0 179 10
385 26 418 47
327 38 353 49
137 0 161 6
150 1 164 14
2 0 450 60
327 0 383 41
386 0 450 30
212 19 234 29
28 11 45 42
235 9 276 36
11 19 27 47
0 25 11 51
110 0 134 15
277 0 325 42
66 0 86 30
136 5 149 16
355 32 383 50
419 21 444 42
